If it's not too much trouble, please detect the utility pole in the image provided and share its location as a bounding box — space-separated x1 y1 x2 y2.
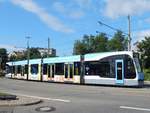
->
26 36 31 80
128 15 131 51
98 21 129 36
0 57 2 74
47 37 50 57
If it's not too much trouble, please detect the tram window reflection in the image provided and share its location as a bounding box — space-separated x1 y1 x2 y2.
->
55 63 64 75
31 64 38 74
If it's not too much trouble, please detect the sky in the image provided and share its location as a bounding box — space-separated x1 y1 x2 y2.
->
0 0 150 56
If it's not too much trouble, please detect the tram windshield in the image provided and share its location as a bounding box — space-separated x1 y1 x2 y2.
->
134 58 142 72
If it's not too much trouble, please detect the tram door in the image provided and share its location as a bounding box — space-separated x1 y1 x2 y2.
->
115 60 124 84
48 64 55 80
65 63 73 80
21 66 24 77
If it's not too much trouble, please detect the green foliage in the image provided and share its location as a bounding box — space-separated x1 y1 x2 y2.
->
73 34 109 55
9 47 41 61
108 31 127 51
73 31 127 55
144 68 150 81
137 37 150 69
0 48 8 70
26 48 41 59
73 40 87 55
9 52 26 61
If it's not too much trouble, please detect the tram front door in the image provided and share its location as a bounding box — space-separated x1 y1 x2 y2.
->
115 60 124 84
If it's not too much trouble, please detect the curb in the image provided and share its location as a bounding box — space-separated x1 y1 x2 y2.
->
0 96 43 107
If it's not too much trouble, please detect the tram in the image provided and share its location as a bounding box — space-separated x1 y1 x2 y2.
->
5 51 144 86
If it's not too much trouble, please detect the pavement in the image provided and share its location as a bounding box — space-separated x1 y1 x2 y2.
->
0 95 42 107
144 81 150 85
0 78 150 113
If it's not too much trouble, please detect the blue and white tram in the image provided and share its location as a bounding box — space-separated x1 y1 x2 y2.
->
84 51 144 86
5 51 144 86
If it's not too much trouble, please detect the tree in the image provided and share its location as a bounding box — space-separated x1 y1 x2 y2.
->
73 33 109 55
73 40 87 55
26 48 41 59
94 33 108 52
108 31 127 51
137 37 150 68
0 48 8 70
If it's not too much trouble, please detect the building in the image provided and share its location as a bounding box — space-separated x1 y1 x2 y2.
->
37 48 56 57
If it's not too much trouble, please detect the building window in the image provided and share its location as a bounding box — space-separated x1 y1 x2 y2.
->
55 63 64 75
31 64 38 74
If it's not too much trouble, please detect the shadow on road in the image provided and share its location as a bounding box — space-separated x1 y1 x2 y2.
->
0 107 14 113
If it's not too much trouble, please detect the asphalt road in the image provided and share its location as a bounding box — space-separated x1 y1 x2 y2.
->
0 78 150 113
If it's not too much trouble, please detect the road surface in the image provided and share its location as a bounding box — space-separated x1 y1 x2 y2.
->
0 78 150 113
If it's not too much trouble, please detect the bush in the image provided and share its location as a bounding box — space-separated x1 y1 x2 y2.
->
144 68 150 81
0 70 5 77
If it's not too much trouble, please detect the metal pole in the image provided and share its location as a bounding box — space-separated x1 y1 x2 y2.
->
0 57 2 75
80 55 84 84
47 37 50 57
26 36 30 80
128 15 131 51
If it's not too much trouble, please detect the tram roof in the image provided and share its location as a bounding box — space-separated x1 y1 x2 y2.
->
6 51 133 65
43 55 81 63
7 60 27 66
84 51 133 61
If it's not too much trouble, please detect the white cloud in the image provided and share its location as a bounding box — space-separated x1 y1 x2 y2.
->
145 18 150 23
69 11 84 19
104 0 150 19
53 2 66 14
11 0 74 33
133 29 150 42
0 44 25 52
53 1 84 19
74 0 91 9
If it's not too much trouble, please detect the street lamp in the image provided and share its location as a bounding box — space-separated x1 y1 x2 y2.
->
98 20 131 51
26 36 31 80
96 31 113 37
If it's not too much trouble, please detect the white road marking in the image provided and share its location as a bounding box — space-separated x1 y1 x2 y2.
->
120 106 150 112
20 94 71 103
3 91 71 103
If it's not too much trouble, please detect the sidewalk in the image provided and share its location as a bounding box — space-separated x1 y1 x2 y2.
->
0 95 42 107
144 81 150 87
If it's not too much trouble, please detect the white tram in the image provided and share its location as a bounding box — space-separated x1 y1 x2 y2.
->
6 51 144 86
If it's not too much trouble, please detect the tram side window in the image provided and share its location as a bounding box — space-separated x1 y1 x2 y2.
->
125 57 136 79
17 65 21 74
6 65 11 74
25 65 28 74
85 62 101 75
99 62 111 78
74 62 81 75
12 66 15 74
55 63 64 75
85 61 112 78
43 64 47 75
31 64 38 74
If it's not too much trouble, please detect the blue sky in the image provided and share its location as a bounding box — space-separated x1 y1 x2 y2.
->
0 0 150 56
